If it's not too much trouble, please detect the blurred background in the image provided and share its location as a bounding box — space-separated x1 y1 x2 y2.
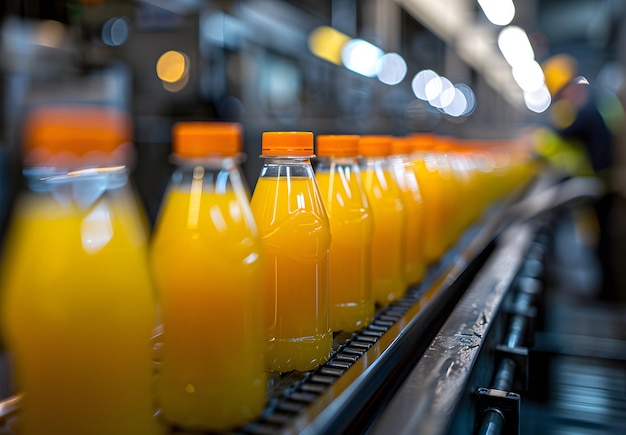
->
1 2 626 434
1 0 625 226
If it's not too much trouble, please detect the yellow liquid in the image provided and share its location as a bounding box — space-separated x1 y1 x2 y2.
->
150 184 266 430
413 154 456 264
361 160 406 305
456 152 481 227
392 158 426 286
251 176 332 372
316 165 374 332
447 153 473 240
0 186 160 435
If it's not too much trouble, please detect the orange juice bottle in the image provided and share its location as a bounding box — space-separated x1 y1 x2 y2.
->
0 105 161 435
359 135 406 305
390 137 426 286
440 138 473 242
454 142 482 227
469 141 497 212
431 140 462 253
410 134 455 264
315 135 374 332
250 131 332 372
150 122 266 430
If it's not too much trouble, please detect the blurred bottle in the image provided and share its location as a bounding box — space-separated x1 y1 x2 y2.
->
510 135 539 191
439 138 473 241
0 104 161 435
488 141 516 200
315 135 374 332
410 134 457 264
390 137 426 286
250 132 332 372
150 122 266 430
359 135 406 305
469 141 498 209
454 141 484 227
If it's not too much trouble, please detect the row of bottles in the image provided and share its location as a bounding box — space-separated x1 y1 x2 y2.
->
0 105 537 434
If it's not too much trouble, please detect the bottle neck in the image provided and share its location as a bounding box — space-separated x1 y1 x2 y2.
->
259 156 315 179
170 157 248 195
170 154 242 169
260 156 312 164
315 156 359 172
24 165 130 193
360 155 390 171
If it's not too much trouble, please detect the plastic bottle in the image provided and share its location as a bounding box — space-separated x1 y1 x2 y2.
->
438 137 472 244
150 122 266 430
390 137 426 286
315 135 374 332
250 131 332 372
453 141 482 227
0 104 161 435
409 134 456 265
359 135 406 306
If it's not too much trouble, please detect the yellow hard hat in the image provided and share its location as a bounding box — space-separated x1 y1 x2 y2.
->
542 54 578 96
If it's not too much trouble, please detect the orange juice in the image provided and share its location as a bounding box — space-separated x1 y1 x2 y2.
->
316 135 374 332
0 104 160 435
390 138 426 286
1 184 160 435
441 141 473 241
251 132 332 372
455 144 483 226
470 142 497 211
151 188 265 429
410 135 457 264
150 122 266 430
359 136 406 305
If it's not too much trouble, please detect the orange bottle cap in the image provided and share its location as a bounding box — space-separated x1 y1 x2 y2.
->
358 135 392 157
22 104 132 168
408 133 439 152
173 122 242 158
390 137 413 155
316 135 359 157
262 131 314 157
434 135 456 152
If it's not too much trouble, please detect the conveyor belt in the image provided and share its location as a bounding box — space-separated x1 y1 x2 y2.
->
368 219 540 435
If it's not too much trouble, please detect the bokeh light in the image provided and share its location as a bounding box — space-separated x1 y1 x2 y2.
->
427 76 455 109
376 52 407 85
412 71 476 118
308 26 350 66
441 88 467 117
156 50 189 92
455 83 477 116
498 26 534 68
341 39 384 77
36 20 65 48
412 69 440 101
478 0 516 26
524 84 552 113
512 60 545 92
102 17 129 47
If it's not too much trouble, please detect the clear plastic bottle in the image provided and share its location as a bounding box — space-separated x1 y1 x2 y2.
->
250 131 332 372
359 135 406 306
315 135 374 332
390 137 426 286
0 104 161 435
150 122 266 430
409 134 457 265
